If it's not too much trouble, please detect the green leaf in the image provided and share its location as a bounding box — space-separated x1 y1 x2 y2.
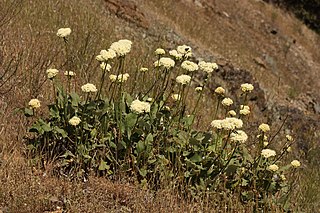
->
139 168 148 177
136 140 145 154
70 92 80 107
24 108 33 117
145 133 153 144
54 126 68 138
98 160 110 171
190 153 202 163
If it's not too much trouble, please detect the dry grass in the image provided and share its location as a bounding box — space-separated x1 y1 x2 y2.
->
0 0 319 212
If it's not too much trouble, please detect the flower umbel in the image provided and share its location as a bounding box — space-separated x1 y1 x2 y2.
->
268 164 279 172
130 100 151 114
69 116 81 126
261 149 276 158
221 98 233 107
259 123 270 132
181 60 198 72
28 99 41 109
46 68 59 79
155 48 165 55
291 160 301 168
241 83 254 92
81 83 97 93
110 39 132 56
176 74 191 85
57 28 71 38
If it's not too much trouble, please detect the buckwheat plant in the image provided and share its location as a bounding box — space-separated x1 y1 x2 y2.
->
23 28 301 211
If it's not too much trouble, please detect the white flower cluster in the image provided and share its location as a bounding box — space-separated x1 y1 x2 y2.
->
241 83 254 92
181 60 199 72
69 116 81 126
230 130 248 143
171 94 181 101
291 160 301 168
240 105 250 115
177 45 192 57
81 83 97 93
261 149 276 158
268 164 279 172
139 67 148 72
228 110 237 117
176 74 191 85
110 39 132 56
214 86 225 95
221 98 233 106
155 48 165 55
130 100 151 114
57 28 71 38
28 99 41 109
46 68 59 79
195 87 203 92
211 117 243 130
98 49 116 61
109 73 129 83
286 134 293 141
198 61 218 73
259 123 270 132
169 50 183 60
100 62 112 71
154 57 175 69
64 71 75 77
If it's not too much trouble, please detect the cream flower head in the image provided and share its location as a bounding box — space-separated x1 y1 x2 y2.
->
176 74 191 85
221 98 233 106
240 105 250 115
169 50 183 60
130 100 151 114
139 67 148 72
268 164 279 172
81 83 97 93
291 160 301 168
155 57 175 69
64 71 75 77
110 39 132 56
181 60 199 72
100 62 112 71
259 123 270 132
195 87 203 92
198 61 218 73
46 68 59 79
241 83 254 92
230 130 248 143
109 73 129 83
286 135 293 142
155 48 165 55
57 28 71 38
177 45 192 56
214 86 225 95
228 110 237 117
69 116 81 126
96 55 104 62
28 99 41 109
171 94 181 101
261 149 276 158
100 49 116 61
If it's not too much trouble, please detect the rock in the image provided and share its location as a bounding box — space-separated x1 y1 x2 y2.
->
253 57 267 68
104 0 149 29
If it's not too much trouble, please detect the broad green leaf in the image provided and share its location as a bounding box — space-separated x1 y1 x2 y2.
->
24 108 33 117
190 153 202 163
54 126 68 138
136 140 145 153
98 160 110 171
